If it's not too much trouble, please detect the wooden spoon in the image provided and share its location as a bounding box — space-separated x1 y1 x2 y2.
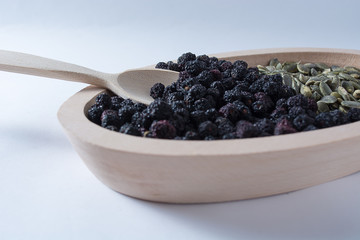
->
0 50 178 105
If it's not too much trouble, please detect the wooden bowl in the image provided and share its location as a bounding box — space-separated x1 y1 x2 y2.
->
57 48 360 204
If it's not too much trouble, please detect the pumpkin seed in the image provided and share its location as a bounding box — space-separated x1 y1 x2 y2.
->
338 86 351 101
344 66 360 72
298 74 308 84
309 76 322 82
269 58 280 67
322 68 331 74
329 76 340 89
351 73 360 79
266 66 276 72
348 93 358 101
305 79 316 86
317 102 330 112
331 92 341 99
276 62 282 70
320 75 331 83
310 68 318 76
282 73 292 87
311 85 321 94
283 62 298 73
339 72 358 82
312 91 322 101
292 78 301 94
353 90 360 99
315 62 329 70
341 101 360 108
318 95 337 104
258 58 360 113
257 65 267 72
331 65 344 72
331 102 340 109
339 105 348 113
319 82 332 96
297 63 311 74
341 81 355 93
300 85 312 98
349 81 360 90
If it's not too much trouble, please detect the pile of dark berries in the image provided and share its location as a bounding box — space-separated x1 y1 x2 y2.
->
87 52 360 140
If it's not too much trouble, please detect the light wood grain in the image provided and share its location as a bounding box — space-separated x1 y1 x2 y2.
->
58 48 360 203
0 50 178 104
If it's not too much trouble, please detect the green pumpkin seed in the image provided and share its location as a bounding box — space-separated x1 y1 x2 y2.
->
266 66 276 72
353 90 360 99
315 62 329 70
297 63 311 74
305 79 316 86
349 81 360 90
318 95 337 104
348 93 357 101
292 77 301 94
300 85 312 98
322 68 331 74
344 66 360 72
339 105 348 113
341 81 355 93
320 76 332 83
258 59 360 114
269 58 280 67
310 68 318 76
310 85 321 94
339 72 358 82
319 82 332 96
309 76 323 83
338 86 351 101
351 73 360 79
327 72 338 79
305 63 317 68
312 91 322 101
341 101 360 108
329 76 340 89
331 102 340 109
298 74 308 84
317 102 330 112
282 74 293 87
283 62 298 73
331 65 344 72
257 65 267 72
331 92 341 99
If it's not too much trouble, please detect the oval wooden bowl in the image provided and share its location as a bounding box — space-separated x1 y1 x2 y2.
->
58 48 360 204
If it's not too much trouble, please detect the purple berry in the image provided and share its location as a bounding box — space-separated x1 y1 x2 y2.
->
150 83 165 99
149 120 176 139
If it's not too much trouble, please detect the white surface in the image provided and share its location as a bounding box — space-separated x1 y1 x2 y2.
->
1 0 360 239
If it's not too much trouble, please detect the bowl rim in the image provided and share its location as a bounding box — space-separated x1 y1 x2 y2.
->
57 47 360 157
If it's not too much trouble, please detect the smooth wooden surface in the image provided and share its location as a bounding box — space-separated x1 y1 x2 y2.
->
58 48 360 203
0 50 178 104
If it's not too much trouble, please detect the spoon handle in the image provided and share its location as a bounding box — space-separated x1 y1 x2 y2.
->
0 50 112 87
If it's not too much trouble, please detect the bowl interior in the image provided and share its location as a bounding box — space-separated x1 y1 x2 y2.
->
74 48 360 155
218 48 360 67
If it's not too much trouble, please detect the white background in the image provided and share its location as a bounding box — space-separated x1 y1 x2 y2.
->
1 0 360 239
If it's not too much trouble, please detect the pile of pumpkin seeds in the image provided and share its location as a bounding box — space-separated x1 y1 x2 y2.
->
257 59 360 113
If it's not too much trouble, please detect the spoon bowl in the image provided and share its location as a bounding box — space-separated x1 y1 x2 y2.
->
0 50 178 105
115 68 178 105
57 48 360 204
